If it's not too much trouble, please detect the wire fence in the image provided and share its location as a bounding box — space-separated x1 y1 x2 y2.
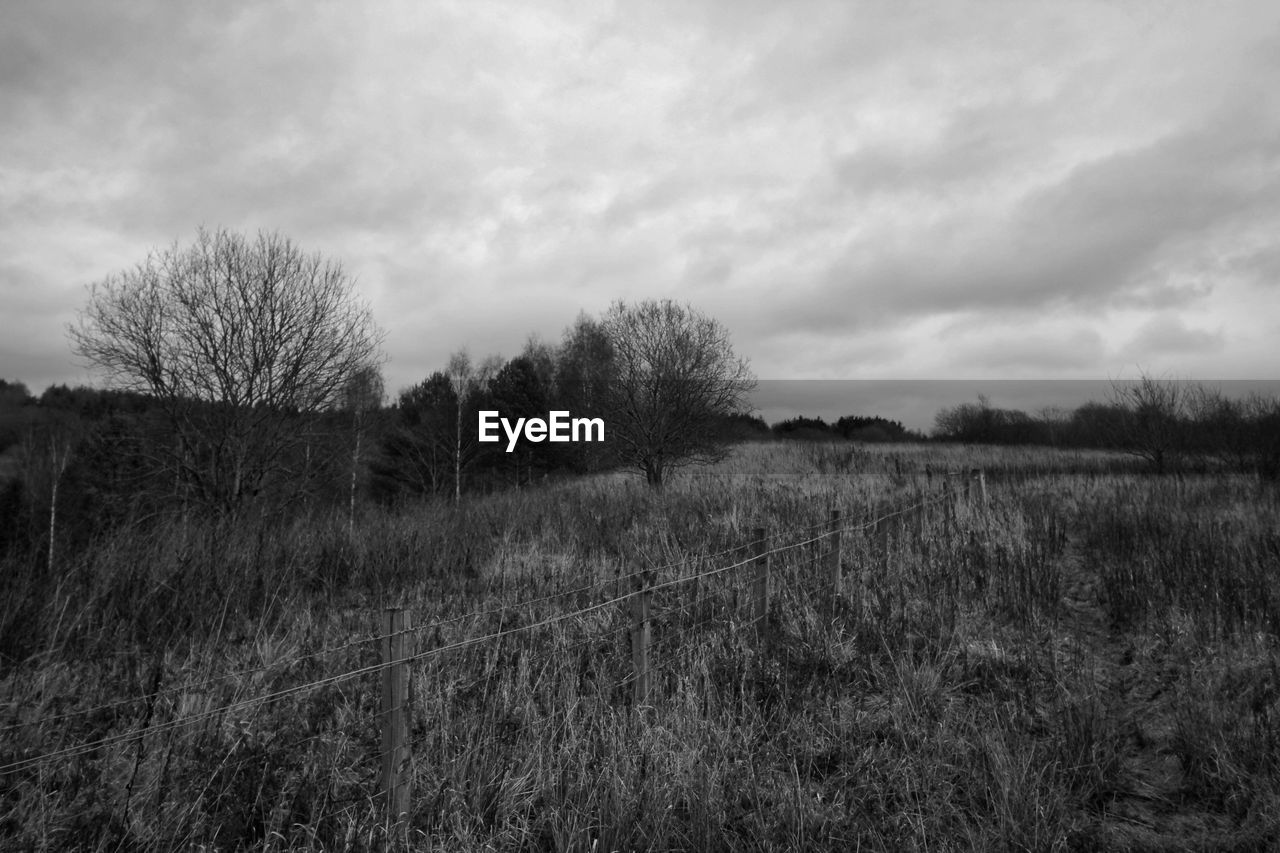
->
0 470 988 845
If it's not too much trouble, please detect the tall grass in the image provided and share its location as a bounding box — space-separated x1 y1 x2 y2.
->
1079 474 1280 638
1 442 1277 850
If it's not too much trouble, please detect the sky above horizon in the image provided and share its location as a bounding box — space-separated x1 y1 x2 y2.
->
3 1 1279 404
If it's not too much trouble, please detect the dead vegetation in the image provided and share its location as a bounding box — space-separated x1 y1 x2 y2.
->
2 442 1278 851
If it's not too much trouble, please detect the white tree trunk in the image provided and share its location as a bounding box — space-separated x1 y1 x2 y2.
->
47 438 71 574
349 428 361 536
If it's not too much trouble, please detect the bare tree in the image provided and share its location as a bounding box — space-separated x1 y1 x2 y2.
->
1036 407 1071 447
1186 385 1245 473
69 227 384 514
444 350 500 503
1109 372 1188 474
1243 392 1280 480
554 313 618 473
1188 387 1280 478
599 299 755 488
446 351 473 505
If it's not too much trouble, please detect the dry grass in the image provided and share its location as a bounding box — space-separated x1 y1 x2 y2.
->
1 442 1278 850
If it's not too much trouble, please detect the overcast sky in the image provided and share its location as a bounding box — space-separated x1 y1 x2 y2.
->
3 0 1278 406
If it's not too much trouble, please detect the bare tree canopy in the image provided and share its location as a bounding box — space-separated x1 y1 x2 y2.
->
1108 373 1188 474
599 299 755 487
69 227 385 513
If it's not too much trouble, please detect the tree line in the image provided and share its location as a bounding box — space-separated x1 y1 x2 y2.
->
932 379 1280 477
372 299 755 501
0 228 760 569
768 415 926 443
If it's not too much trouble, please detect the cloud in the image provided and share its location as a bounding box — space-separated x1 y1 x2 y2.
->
945 325 1107 374
763 101 1280 338
1123 315 1224 359
2 0 1280 394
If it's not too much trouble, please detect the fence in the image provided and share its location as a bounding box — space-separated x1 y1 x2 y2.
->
0 469 991 844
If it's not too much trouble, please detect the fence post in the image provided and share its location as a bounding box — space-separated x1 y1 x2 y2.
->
381 607 412 842
916 484 927 542
943 474 956 535
826 509 843 617
631 569 653 707
973 468 988 510
752 527 770 629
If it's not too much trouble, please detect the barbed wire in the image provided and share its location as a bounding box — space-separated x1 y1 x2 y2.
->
2 491 946 775
0 650 397 775
0 628 389 736
2 560 642 737
8 491 950 737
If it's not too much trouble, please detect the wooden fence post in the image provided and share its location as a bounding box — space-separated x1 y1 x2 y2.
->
973 468 988 509
943 474 956 535
631 570 653 706
752 527 770 629
381 607 412 842
916 485 927 542
826 509 843 617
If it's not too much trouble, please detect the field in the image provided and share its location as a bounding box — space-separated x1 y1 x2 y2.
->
2 441 1279 851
